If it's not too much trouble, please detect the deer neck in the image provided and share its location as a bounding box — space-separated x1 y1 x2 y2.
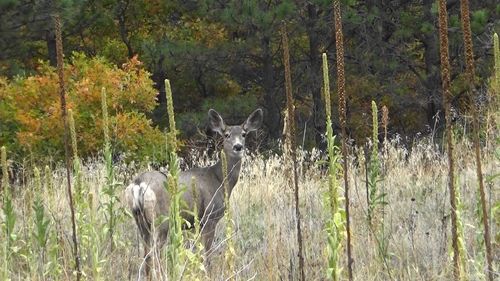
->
211 153 242 198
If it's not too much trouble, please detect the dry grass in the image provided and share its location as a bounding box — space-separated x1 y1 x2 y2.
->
2 136 499 280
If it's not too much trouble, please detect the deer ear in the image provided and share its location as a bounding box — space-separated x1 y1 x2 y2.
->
208 109 225 135
243 108 263 132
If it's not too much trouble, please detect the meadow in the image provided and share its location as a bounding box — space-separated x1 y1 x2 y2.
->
0 133 498 280
1 2 499 280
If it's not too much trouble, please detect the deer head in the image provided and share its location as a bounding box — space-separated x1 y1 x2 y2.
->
208 108 263 159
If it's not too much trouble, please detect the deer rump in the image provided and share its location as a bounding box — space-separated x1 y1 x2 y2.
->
125 170 224 246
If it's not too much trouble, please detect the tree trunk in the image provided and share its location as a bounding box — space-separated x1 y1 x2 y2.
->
306 3 326 150
423 0 442 125
151 55 167 108
46 29 57 67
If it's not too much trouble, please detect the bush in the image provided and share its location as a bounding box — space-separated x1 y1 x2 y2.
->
0 53 164 161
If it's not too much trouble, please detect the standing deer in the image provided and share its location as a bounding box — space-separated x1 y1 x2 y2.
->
125 108 263 277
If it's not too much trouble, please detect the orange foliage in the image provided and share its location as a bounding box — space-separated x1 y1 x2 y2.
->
0 53 164 160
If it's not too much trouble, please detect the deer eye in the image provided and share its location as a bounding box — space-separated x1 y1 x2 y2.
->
224 132 230 138
242 132 247 138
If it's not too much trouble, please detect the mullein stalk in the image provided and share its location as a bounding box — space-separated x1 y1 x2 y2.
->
322 53 345 281
32 167 50 278
44 165 52 196
367 101 380 225
494 33 500 93
281 22 305 281
68 109 83 203
332 1 353 278
437 1 460 279
494 34 500 134
164 79 185 280
221 151 235 276
188 177 205 278
101 87 117 252
70 109 102 278
54 14 81 280
1 146 13 280
382 106 389 143
459 1 493 279
1 146 7 197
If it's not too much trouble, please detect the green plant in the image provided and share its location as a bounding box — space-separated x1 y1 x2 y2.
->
164 79 186 280
437 1 460 278
494 33 499 94
281 23 305 281
68 109 83 200
332 1 353 277
322 53 345 281
459 1 493 279
184 177 205 279
365 101 391 275
101 87 121 252
1 146 7 195
367 101 386 226
222 150 236 276
31 167 50 277
1 146 15 280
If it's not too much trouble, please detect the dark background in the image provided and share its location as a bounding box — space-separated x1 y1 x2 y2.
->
1 0 499 152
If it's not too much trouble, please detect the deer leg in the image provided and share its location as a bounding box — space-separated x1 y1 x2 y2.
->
135 212 152 281
201 221 216 253
144 245 152 281
201 220 217 273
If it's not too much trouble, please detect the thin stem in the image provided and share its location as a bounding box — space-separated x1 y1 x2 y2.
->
437 1 460 279
333 1 353 278
459 1 493 279
281 22 305 281
54 14 81 281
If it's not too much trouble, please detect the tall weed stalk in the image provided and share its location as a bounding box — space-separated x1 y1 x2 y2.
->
437 1 460 278
332 1 353 277
322 53 345 281
367 101 386 226
54 14 81 279
459 1 493 279
31 167 50 277
70 108 103 279
101 87 120 252
1 146 14 280
164 79 187 280
221 150 236 276
281 22 305 281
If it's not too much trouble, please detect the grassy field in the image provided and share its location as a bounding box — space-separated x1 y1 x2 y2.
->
1 134 498 280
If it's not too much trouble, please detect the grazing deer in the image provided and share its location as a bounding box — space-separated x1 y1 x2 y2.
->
125 108 263 277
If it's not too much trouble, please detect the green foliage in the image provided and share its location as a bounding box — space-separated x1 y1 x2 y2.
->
0 53 163 161
367 101 385 225
367 101 390 267
1 148 15 280
322 53 345 281
1 146 7 193
31 167 50 277
164 79 190 280
494 33 500 97
222 150 236 276
100 87 121 252
177 94 258 137
471 9 489 34
32 168 49 250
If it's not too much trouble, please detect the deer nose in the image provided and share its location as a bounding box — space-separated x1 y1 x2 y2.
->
233 144 243 152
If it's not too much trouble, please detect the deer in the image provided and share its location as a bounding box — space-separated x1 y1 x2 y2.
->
125 108 263 277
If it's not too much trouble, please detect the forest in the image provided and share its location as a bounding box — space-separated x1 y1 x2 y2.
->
0 0 498 159
0 0 499 280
